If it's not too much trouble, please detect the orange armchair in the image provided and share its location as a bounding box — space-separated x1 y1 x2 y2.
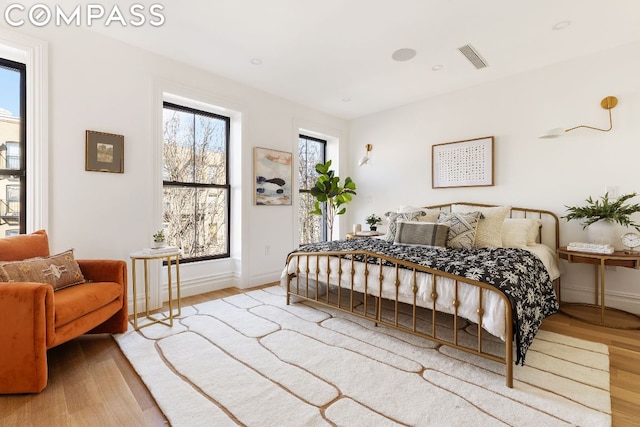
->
0 230 128 393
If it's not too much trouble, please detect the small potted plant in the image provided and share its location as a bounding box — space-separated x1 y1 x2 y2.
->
152 229 166 248
365 214 382 231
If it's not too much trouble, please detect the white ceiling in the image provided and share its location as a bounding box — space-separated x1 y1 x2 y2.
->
58 1 640 119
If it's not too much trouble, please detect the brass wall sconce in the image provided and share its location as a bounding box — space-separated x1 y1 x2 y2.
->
539 96 618 139
358 144 373 166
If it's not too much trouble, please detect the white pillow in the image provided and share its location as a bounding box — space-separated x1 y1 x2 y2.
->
527 219 542 244
451 204 511 248
501 218 543 247
397 205 440 222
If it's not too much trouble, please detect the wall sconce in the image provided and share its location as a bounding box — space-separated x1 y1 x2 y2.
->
358 144 372 166
539 96 618 139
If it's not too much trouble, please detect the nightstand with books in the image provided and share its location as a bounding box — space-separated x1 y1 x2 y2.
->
557 245 640 329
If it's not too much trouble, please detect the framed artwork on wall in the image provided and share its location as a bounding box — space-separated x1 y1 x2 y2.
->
85 130 124 173
253 147 292 205
432 136 494 188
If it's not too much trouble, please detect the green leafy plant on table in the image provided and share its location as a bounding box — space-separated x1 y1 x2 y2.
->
365 214 382 231
153 229 166 242
562 192 640 231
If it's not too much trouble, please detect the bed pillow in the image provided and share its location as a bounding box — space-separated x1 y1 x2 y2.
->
397 206 441 222
393 221 449 248
527 219 543 244
384 211 425 242
501 218 531 248
437 211 481 249
0 249 85 290
451 204 510 248
502 218 542 248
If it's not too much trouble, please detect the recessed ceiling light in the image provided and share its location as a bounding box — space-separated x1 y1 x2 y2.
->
342 97 351 103
552 20 571 31
432 64 443 71
391 48 417 62
250 58 263 65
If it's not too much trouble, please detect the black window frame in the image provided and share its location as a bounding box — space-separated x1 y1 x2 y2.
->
162 101 231 263
0 57 26 235
298 134 327 243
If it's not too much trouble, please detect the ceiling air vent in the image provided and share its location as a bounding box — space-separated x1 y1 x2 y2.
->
458 44 488 69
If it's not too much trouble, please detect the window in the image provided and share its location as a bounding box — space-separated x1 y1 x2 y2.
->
162 102 230 262
0 58 25 236
298 135 326 244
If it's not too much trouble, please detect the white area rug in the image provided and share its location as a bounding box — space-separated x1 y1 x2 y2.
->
115 286 611 426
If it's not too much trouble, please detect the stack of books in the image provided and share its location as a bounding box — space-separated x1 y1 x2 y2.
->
143 246 181 255
566 242 614 254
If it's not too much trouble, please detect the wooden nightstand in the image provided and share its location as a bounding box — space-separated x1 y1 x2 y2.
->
557 246 640 329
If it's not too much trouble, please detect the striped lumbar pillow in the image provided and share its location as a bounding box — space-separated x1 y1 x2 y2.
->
393 220 450 248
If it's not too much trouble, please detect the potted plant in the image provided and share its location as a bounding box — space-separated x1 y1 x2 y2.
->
365 214 382 231
309 160 357 240
563 192 640 246
152 229 166 248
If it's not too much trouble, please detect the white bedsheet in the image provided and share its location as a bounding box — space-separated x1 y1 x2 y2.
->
280 244 559 341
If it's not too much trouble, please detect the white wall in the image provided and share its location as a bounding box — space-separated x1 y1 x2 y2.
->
0 23 348 304
347 41 640 314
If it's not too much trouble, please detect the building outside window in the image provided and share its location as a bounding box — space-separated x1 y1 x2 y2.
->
298 135 326 244
162 102 230 262
0 58 25 236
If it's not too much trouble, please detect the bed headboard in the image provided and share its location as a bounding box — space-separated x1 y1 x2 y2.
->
424 202 560 250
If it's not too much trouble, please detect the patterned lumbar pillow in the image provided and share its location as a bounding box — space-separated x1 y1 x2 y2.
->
437 211 482 249
393 221 449 248
0 249 85 290
384 211 426 242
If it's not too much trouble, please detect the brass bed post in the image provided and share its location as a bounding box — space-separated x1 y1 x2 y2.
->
377 257 384 323
453 281 459 346
350 256 355 313
305 255 318 298
431 275 438 338
363 254 369 317
393 263 400 327
477 287 484 353
325 254 331 305
337 255 343 309
412 269 418 332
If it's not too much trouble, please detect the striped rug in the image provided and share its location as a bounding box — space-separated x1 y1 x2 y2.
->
115 286 610 426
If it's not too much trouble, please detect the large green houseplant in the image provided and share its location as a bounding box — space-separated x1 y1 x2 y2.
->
309 160 356 240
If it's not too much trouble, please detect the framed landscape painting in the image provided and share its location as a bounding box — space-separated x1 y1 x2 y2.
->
254 147 292 205
85 130 124 173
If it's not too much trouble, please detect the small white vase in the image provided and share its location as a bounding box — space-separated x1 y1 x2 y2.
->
152 240 165 248
587 220 621 249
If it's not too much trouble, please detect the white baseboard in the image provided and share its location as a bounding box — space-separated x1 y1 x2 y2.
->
246 271 282 289
128 269 282 313
560 284 640 316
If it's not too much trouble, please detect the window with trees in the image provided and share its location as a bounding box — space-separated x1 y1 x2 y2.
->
298 135 326 244
0 58 25 236
162 102 230 262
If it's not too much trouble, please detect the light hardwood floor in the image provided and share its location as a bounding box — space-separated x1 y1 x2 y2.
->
1 284 638 427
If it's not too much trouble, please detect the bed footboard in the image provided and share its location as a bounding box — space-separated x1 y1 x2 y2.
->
285 250 514 388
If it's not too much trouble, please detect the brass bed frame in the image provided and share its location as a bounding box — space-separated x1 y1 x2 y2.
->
285 203 560 388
